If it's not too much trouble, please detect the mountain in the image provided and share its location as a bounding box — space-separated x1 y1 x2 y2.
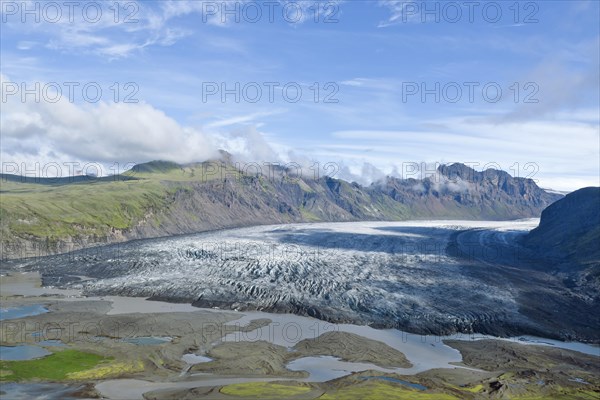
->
520 187 600 309
0 158 562 260
523 187 600 264
378 163 559 219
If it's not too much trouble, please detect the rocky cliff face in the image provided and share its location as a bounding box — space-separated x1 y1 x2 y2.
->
523 186 600 264
0 160 562 260
377 163 560 219
520 187 600 309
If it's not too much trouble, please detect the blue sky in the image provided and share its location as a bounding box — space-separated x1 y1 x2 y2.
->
1 0 599 190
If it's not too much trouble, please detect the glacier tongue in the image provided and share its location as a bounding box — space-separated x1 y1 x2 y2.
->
14 220 593 341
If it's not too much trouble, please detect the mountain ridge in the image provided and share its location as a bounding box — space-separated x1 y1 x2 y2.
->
0 159 562 260
523 186 600 265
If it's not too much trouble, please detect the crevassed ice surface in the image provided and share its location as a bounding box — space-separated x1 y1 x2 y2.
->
37 220 545 336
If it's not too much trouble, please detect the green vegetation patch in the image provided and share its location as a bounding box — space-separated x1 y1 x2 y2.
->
220 382 312 399
319 381 459 400
0 349 109 381
1 179 168 239
0 161 243 245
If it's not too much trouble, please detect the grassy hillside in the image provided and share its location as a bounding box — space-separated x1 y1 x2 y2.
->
0 162 230 258
0 160 381 259
1 179 166 238
0 164 227 240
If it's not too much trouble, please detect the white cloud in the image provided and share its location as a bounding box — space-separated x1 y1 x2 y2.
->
337 162 387 186
0 75 295 175
1 78 220 167
495 59 600 122
218 127 282 164
16 40 38 50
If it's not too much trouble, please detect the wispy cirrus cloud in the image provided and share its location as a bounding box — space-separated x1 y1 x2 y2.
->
204 109 286 129
1 1 224 58
377 0 420 27
2 0 344 58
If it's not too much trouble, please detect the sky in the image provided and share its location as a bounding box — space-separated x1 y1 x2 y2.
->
0 0 599 191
